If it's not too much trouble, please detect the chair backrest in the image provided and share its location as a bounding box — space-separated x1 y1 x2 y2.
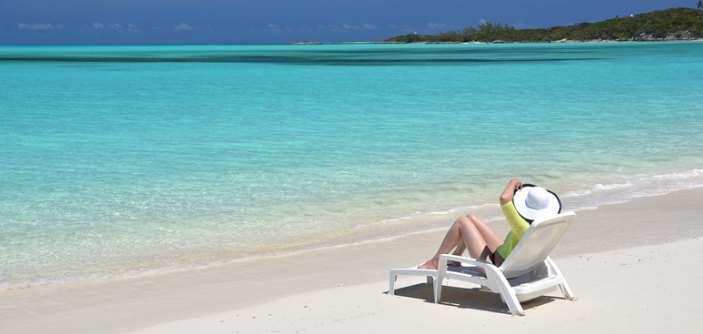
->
499 212 575 278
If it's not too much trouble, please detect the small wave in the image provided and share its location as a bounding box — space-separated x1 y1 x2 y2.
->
563 182 633 197
651 169 703 181
593 182 634 191
378 203 496 225
562 167 703 210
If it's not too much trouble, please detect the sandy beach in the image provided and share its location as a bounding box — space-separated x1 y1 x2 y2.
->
4 5 703 334
2 187 703 334
131 237 703 334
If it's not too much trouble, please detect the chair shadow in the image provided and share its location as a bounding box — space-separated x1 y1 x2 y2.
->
386 282 556 315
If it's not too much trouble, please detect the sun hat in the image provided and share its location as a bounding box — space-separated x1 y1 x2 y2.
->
512 184 562 222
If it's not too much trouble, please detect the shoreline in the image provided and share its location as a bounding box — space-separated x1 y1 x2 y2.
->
3 166 702 291
3 187 703 334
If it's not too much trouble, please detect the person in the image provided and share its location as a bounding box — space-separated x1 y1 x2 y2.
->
418 178 560 269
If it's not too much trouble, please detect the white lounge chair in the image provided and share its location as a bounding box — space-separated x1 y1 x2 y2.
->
389 212 576 316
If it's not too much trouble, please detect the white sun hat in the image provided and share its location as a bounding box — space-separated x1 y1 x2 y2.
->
512 185 562 222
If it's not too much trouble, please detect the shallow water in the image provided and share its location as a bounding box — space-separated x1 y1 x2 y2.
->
1 42 703 286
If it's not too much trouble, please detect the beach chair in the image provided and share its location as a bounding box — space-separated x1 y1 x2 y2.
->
389 212 576 316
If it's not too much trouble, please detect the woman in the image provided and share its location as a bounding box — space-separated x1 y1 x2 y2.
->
418 178 560 269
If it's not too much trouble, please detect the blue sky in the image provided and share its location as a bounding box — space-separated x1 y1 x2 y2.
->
0 0 695 44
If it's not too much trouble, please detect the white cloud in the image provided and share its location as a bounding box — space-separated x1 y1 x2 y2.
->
174 23 194 32
126 23 140 33
17 23 63 31
265 23 285 33
264 23 378 34
340 23 376 32
317 23 377 33
96 23 140 33
425 22 450 31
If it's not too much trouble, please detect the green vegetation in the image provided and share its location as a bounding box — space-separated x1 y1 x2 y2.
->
386 8 703 43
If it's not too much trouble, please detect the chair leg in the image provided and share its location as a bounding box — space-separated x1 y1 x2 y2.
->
500 288 524 316
546 257 576 300
486 268 525 316
559 280 576 301
389 273 396 295
432 276 441 304
436 259 449 304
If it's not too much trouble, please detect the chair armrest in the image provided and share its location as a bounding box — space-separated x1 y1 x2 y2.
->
439 254 478 266
438 254 495 270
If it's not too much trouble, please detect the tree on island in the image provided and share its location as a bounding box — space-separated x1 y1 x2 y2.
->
386 8 703 43
698 1 703 9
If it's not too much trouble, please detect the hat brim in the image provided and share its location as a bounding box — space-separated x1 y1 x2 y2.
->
512 186 561 222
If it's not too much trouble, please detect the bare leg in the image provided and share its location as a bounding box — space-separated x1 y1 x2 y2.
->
467 215 503 253
418 218 464 269
419 216 489 269
457 217 489 260
452 243 465 255
447 243 466 266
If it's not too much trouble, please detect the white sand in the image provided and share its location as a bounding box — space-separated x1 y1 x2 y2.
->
131 237 703 333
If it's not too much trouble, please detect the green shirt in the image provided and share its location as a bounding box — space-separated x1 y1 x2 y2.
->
495 201 530 259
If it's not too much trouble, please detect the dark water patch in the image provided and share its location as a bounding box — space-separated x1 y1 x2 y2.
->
0 44 609 66
288 46 597 55
0 55 602 66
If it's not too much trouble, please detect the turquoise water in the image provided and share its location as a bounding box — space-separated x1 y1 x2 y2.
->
1 42 703 286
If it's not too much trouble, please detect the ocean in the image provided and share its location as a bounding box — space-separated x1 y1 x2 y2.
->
1 41 703 287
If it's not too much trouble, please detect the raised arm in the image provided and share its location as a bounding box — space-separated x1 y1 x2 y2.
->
499 178 530 239
499 178 522 205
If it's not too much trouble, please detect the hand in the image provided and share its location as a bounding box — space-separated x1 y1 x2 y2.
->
510 178 522 190
500 178 521 204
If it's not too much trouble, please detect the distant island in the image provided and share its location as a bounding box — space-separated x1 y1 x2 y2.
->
386 8 703 43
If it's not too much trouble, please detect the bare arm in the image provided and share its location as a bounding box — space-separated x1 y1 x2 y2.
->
499 178 522 205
